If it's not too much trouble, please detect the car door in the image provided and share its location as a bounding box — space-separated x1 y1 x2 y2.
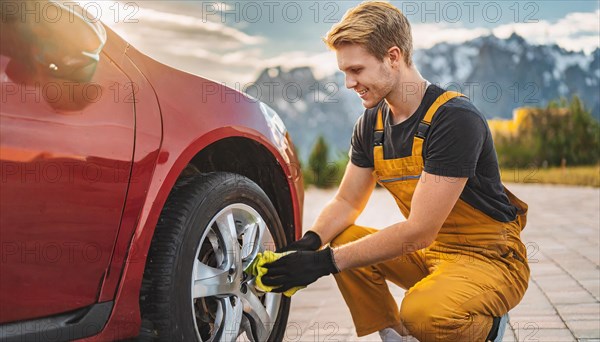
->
0 4 135 323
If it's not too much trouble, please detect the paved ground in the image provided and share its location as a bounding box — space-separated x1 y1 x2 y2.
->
286 183 600 342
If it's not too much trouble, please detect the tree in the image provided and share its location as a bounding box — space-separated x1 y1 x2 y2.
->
306 136 337 188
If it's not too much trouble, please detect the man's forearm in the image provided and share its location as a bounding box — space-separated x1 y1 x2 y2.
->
310 197 362 245
332 220 434 271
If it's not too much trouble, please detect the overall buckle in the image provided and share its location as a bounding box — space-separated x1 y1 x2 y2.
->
373 131 384 146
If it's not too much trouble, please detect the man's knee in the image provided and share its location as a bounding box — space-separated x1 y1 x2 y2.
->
400 293 464 341
330 224 374 248
400 294 433 336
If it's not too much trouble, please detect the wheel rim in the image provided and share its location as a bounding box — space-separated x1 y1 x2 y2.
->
191 203 282 342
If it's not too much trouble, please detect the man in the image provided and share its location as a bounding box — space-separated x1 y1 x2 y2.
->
262 2 530 341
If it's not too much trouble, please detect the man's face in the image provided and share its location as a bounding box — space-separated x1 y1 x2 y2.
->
336 44 395 109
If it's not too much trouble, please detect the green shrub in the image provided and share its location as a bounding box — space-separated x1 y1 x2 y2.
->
496 96 600 168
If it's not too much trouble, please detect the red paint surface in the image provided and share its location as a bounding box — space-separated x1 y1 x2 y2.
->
1 21 303 339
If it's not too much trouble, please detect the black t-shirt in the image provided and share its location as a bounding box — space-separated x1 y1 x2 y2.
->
350 84 517 222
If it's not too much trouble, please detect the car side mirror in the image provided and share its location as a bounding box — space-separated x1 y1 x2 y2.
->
19 1 107 83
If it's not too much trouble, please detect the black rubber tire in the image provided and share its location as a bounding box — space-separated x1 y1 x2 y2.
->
139 172 290 341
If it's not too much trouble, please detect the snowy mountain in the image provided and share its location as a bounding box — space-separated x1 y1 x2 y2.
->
253 66 363 161
252 34 600 161
415 33 599 120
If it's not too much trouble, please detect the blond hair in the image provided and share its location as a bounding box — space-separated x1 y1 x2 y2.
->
323 1 413 66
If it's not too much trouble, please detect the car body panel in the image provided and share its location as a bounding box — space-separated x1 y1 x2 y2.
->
0 50 135 322
84 40 304 340
1 11 303 340
96 40 163 303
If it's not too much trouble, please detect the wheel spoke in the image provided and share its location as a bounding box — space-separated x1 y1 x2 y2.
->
241 222 258 261
240 288 272 342
257 218 275 253
215 209 241 267
218 296 243 342
262 291 282 324
215 209 238 241
192 260 234 298
241 219 267 265
240 315 256 342
206 229 224 266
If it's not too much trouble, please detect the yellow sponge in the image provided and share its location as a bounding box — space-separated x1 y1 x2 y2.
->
244 251 305 297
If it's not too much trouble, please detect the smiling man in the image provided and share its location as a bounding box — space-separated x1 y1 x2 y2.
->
262 2 530 341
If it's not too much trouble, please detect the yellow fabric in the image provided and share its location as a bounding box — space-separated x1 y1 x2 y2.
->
376 107 384 131
412 91 465 156
333 91 530 341
422 91 465 124
244 251 304 297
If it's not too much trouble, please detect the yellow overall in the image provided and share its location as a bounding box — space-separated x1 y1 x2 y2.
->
332 92 530 341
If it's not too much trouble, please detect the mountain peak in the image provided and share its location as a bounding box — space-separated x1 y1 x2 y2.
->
257 65 316 78
254 33 600 160
507 32 526 44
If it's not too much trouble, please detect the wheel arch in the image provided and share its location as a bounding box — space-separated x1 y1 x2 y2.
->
177 137 297 245
90 130 302 341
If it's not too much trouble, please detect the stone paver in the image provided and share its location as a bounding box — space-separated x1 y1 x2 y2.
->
287 183 600 341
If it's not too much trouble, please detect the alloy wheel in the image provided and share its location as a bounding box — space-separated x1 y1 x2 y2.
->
191 203 282 342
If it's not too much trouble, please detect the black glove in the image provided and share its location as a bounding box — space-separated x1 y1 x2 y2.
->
262 247 339 293
277 230 322 253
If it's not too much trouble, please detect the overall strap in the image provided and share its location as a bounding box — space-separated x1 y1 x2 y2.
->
372 104 386 163
412 91 466 157
374 106 384 146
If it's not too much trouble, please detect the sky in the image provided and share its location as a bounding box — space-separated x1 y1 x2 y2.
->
80 0 600 84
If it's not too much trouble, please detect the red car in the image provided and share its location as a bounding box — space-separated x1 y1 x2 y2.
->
0 2 303 341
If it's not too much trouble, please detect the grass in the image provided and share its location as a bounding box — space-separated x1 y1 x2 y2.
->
303 163 600 188
500 165 600 187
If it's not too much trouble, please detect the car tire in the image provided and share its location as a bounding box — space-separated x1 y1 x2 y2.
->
140 172 291 341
